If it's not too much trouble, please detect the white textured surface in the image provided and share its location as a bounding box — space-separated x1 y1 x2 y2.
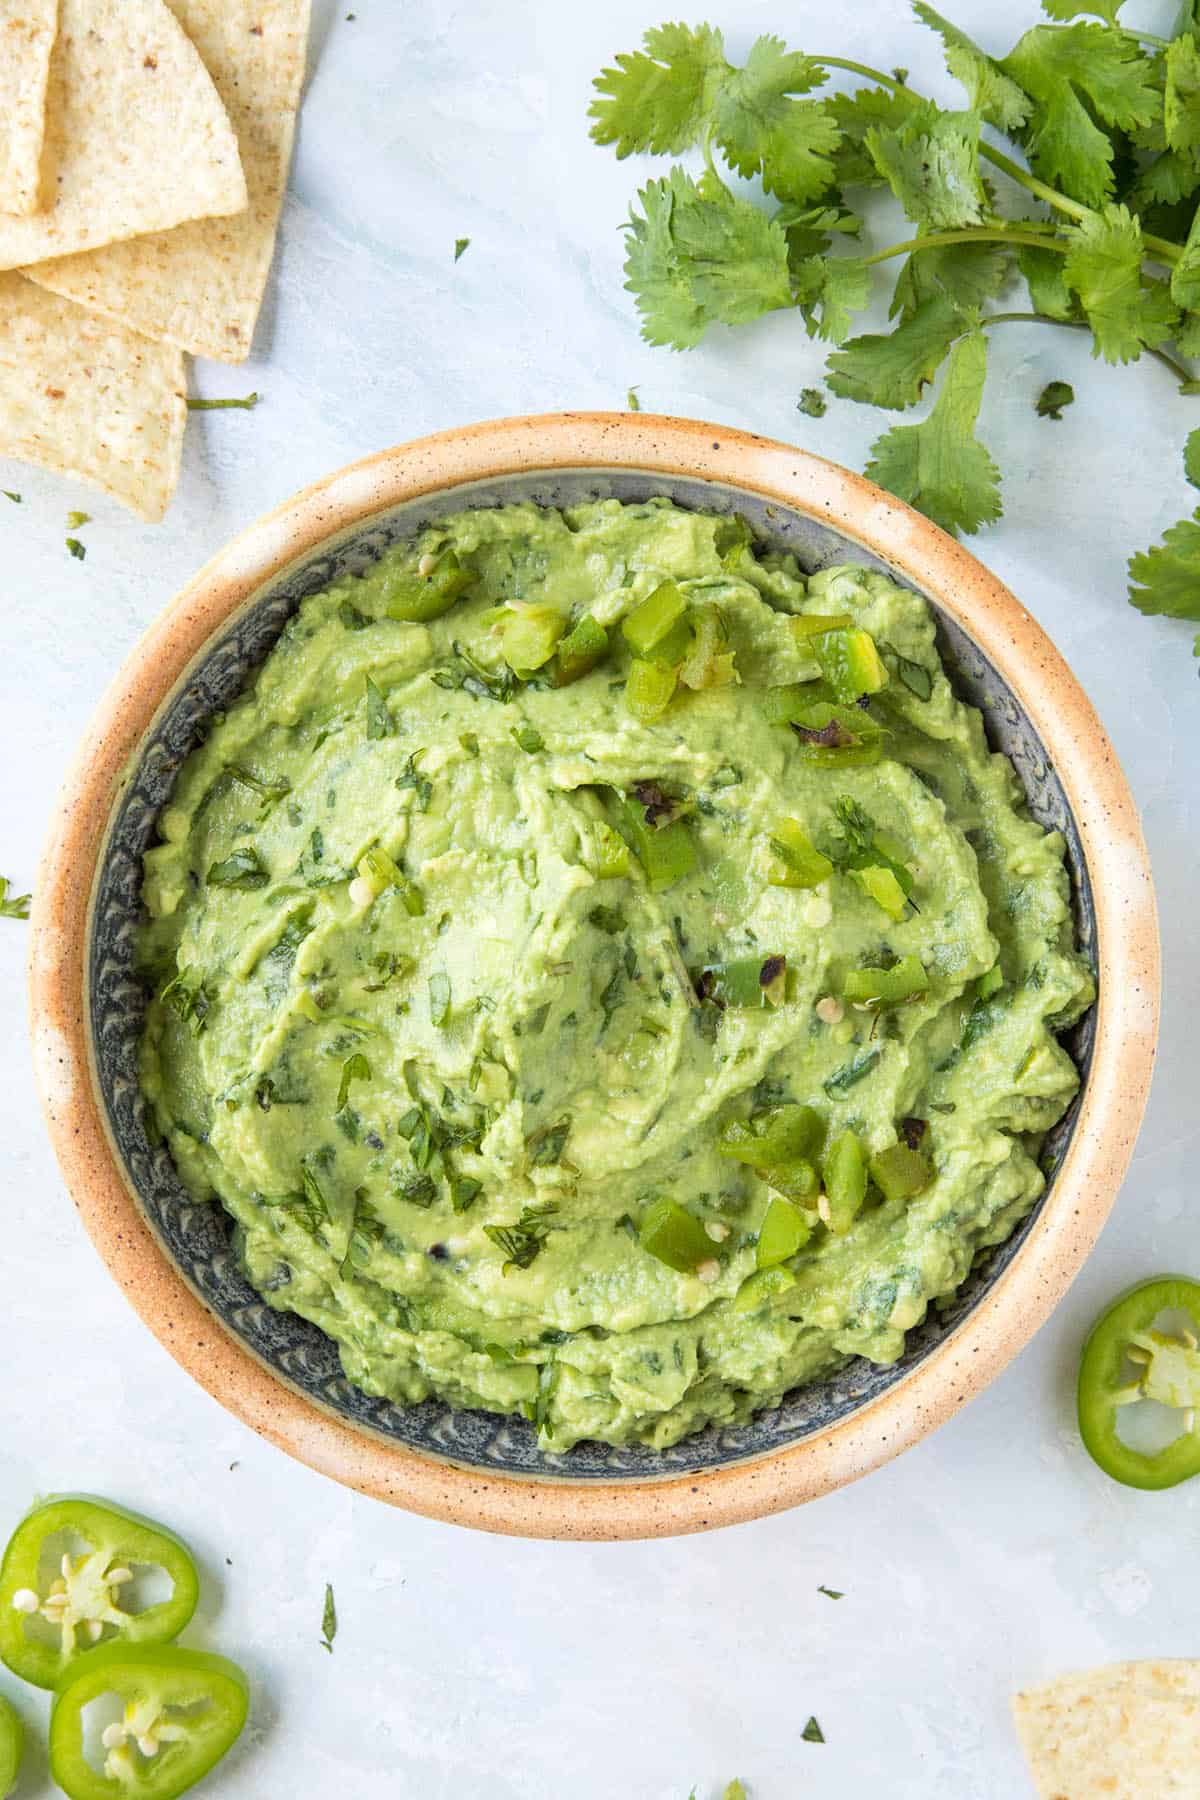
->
1 3 1197 1796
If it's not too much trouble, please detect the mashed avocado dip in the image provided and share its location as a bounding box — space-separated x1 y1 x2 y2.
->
138 498 1094 1452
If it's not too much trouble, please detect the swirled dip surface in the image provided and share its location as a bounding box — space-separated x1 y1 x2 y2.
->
138 500 1093 1450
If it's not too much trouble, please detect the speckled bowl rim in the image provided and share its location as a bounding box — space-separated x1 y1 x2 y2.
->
29 412 1159 1540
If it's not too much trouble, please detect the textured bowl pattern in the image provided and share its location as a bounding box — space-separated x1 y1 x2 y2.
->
89 469 1097 1481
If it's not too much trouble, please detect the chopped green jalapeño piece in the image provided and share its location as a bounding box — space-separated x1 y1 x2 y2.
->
822 1130 867 1235
756 1195 811 1268
495 604 564 672
624 657 677 721
766 818 834 889
554 613 608 685
977 964 1004 1000
718 1104 823 1169
790 611 852 641
356 845 425 914
612 793 695 890
812 626 889 703
384 548 474 621
639 1197 715 1274
843 954 927 1008
762 689 885 766
870 1143 933 1203
621 579 686 655
734 1264 797 1312
697 954 787 1009
850 864 908 921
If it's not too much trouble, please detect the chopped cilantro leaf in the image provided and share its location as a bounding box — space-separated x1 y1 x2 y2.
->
798 386 827 416
320 1582 337 1652
187 392 259 410
0 876 31 920
65 537 85 561
802 1715 825 1743
1036 379 1075 419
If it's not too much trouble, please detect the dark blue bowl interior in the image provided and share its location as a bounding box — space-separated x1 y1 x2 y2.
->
90 469 1096 1480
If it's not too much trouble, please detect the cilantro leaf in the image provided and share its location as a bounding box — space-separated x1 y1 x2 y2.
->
776 202 860 271
1063 205 1178 362
793 254 871 344
589 22 727 156
866 103 988 229
320 1582 337 1653
712 36 840 202
798 387 827 417
0 876 31 920
890 237 1011 320
1001 24 1158 207
827 85 918 187
1186 424 1200 488
865 329 1002 535
1040 0 1127 21
912 5 1031 131
826 294 965 409
1128 503 1200 651
623 168 793 348
1036 379 1075 418
802 1716 826 1744
1166 33 1200 157
1020 244 1080 319
1172 199 1200 311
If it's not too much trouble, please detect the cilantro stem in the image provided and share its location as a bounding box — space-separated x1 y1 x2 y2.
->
812 56 1183 265
861 226 1067 267
981 311 1198 390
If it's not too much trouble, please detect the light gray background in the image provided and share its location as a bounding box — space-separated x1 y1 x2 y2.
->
1 3 1195 1795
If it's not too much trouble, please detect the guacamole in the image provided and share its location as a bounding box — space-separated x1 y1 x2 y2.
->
137 498 1094 1452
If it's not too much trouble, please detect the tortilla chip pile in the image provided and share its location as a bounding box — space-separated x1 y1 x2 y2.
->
0 0 310 521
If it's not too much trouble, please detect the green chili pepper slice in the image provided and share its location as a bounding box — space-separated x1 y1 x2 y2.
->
1078 1277 1200 1490
0 1497 199 1691
622 580 686 656
495 605 564 672
49 1646 247 1800
765 819 833 890
869 1143 933 1203
822 1130 867 1234
639 1198 714 1274
611 794 695 891
843 955 927 1008
698 955 788 1008
756 1196 811 1268
812 626 889 703
734 1265 797 1312
624 658 677 721
384 548 474 621
790 612 852 641
850 864 908 921
554 614 608 686
718 1105 823 1169
0 1694 22 1798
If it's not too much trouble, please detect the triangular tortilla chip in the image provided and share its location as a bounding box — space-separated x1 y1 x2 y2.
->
1013 1661 1200 1799
0 0 59 215
0 272 186 519
0 0 247 272
26 0 311 362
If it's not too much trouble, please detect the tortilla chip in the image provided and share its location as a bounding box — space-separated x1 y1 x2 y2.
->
0 0 247 272
0 273 185 519
1013 1661 1200 1799
0 1 59 215
26 0 311 363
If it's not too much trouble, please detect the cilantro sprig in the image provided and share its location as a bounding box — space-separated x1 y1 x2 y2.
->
591 3 1200 672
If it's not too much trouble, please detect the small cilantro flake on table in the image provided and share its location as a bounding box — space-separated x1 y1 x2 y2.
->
1036 379 1074 419
65 537 85 561
817 1583 844 1599
319 1582 337 1652
588 4 1200 680
454 236 470 261
187 392 259 410
0 877 31 920
802 1716 825 1744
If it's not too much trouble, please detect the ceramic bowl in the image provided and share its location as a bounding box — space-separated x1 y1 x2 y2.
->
29 413 1159 1539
